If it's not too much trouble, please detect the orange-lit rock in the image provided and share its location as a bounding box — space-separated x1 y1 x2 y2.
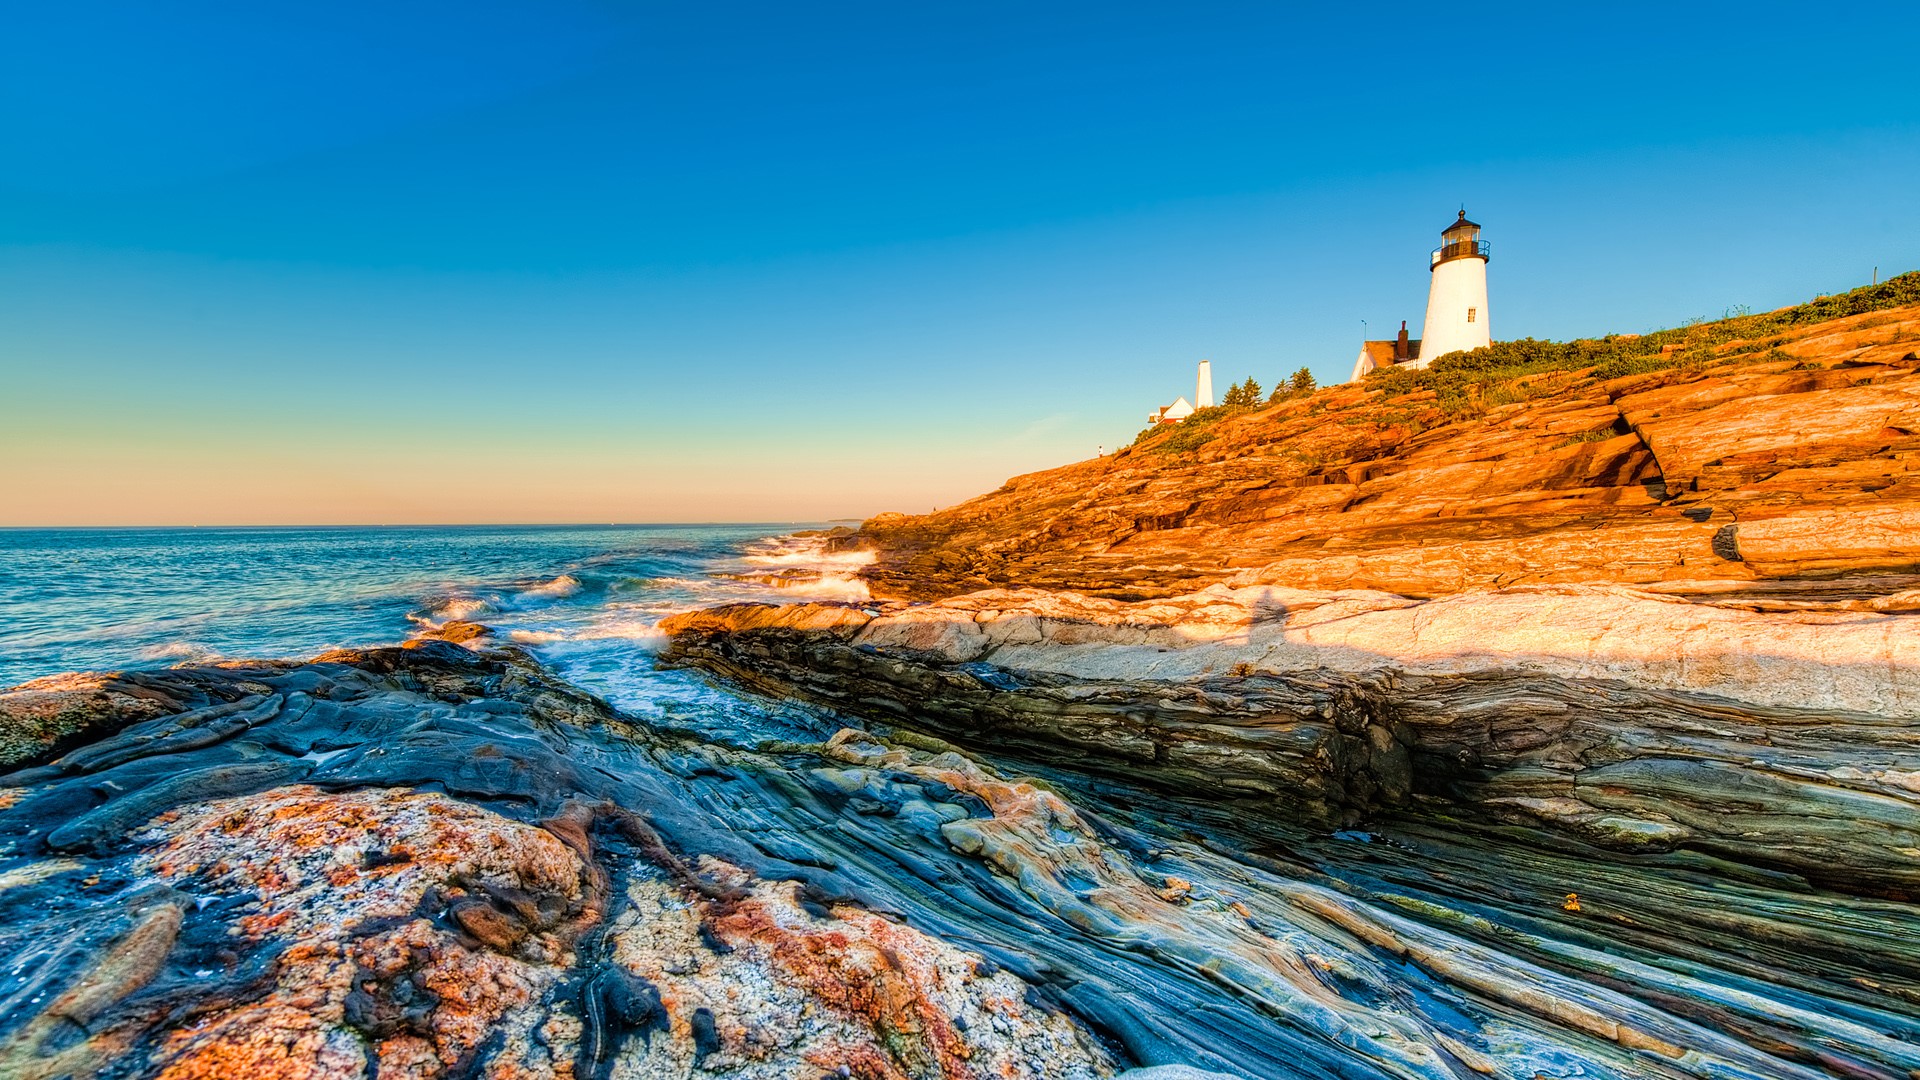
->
852 304 1920 602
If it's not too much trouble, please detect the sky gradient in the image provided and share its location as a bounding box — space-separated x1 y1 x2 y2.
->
4 1 1918 525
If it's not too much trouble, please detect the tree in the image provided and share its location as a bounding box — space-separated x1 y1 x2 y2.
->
1222 377 1262 408
1269 367 1318 401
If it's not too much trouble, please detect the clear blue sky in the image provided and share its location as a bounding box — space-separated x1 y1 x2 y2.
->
5 1 1917 524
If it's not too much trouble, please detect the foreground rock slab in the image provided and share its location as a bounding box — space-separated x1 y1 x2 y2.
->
6 637 1920 1080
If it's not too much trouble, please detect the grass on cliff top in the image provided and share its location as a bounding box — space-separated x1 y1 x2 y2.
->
1130 270 1919 454
1370 269 1920 418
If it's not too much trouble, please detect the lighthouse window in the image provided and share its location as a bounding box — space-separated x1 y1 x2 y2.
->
1467 307 1477 323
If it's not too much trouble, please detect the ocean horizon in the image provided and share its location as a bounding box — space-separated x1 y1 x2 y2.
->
0 523 859 696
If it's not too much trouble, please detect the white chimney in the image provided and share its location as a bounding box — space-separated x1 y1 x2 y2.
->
1196 360 1214 408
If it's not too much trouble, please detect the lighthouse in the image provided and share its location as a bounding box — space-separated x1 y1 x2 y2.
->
1416 210 1491 364
1348 209 1495 381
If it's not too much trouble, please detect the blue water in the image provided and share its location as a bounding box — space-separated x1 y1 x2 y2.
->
0 525 866 716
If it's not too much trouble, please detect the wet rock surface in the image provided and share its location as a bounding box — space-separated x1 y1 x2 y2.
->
0 643 1113 1079
4 631 1918 1079
629 298 1920 1079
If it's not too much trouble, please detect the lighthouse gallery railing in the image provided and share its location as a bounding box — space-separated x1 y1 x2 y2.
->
1431 239 1491 267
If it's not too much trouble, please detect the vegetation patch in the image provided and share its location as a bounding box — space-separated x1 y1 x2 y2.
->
1139 405 1234 453
1127 271 1916 452
1369 271 1920 420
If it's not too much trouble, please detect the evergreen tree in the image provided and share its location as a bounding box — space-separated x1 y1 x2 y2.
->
1220 376 1262 408
1290 367 1317 394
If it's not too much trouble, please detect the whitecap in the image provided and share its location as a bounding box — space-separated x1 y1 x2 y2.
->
410 595 498 626
520 573 583 600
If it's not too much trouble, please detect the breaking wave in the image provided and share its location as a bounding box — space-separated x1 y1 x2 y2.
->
771 574 871 601
740 536 876 569
135 641 222 664
521 573 582 600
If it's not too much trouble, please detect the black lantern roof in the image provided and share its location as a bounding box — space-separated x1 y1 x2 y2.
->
1442 210 1480 235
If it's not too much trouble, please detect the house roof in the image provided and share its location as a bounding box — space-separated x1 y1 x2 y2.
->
1361 339 1421 366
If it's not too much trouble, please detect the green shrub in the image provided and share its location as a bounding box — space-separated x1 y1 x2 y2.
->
1149 407 1230 454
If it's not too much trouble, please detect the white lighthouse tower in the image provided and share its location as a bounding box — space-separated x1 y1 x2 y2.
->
1195 360 1214 407
1415 210 1491 365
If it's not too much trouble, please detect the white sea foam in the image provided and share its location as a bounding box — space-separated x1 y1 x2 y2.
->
507 615 670 647
773 574 872 601
520 573 583 600
726 534 875 599
136 641 220 663
740 535 875 569
415 596 497 625
641 576 732 595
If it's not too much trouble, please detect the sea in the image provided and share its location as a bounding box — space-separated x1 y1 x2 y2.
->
0 525 870 734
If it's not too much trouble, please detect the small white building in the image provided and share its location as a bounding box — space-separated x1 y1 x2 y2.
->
1147 361 1214 424
1147 396 1195 425
1351 210 1492 381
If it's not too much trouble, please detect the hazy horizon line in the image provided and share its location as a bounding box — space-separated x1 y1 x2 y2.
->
0 519 868 531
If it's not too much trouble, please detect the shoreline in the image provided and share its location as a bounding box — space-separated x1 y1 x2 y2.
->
5 291 1920 1078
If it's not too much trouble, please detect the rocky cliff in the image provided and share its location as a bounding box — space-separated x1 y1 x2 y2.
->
855 285 1920 603
658 284 1920 891
644 281 1920 1078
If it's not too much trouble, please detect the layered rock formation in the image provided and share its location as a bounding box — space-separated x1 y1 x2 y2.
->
0 643 1114 1080
10 638 1920 1080
660 581 1920 895
855 302 1920 601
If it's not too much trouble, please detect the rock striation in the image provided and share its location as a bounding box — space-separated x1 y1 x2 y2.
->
0 642 1114 1080
662 583 1920 896
10 297 1920 1080
6 635 1920 1079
